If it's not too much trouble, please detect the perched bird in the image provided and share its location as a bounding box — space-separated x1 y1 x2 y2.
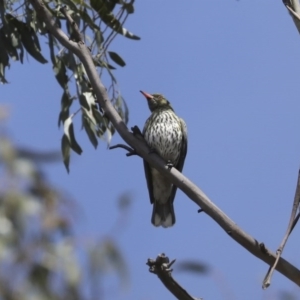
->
141 90 188 228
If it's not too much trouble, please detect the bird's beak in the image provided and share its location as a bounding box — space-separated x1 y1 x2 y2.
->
140 90 153 100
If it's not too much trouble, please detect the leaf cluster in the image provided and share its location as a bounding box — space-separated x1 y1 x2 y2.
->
0 0 138 171
0 109 129 300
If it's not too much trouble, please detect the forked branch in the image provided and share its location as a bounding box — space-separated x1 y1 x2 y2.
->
147 254 201 300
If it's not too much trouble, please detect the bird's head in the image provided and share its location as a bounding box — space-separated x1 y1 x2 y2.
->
140 90 173 112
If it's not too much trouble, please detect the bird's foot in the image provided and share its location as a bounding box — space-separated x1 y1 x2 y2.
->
149 147 157 155
109 144 139 157
166 160 173 170
131 125 143 137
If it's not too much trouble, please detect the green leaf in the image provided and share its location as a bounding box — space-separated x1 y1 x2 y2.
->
108 51 126 67
94 57 116 70
88 239 129 288
79 8 100 30
6 15 48 64
61 134 71 173
90 0 140 40
29 263 49 289
79 94 90 111
63 115 83 155
115 94 129 124
60 0 80 13
54 59 69 90
90 0 114 14
0 37 9 83
92 107 103 125
176 261 210 275
61 50 77 71
79 91 96 112
82 115 98 149
123 2 134 14
94 29 103 48
4 16 24 63
58 92 73 126
119 27 140 40
0 28 18 61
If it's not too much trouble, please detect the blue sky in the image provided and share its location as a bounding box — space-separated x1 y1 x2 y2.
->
2 1 300 299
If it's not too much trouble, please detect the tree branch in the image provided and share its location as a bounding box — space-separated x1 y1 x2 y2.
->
30 0 300 286
147 254 201 300
283 0 300 33
262 170 300 288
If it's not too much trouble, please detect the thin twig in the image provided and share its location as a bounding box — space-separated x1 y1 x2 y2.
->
147 254 201 300
109 143 138 156
60 5 82 42
29 0 300 287
262 169 300 289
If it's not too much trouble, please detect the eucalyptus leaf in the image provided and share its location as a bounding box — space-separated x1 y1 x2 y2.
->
90 0 140 40
82 115 98 149
92 107 103 125
0 28 18 61
108 51 125 67
9 16 48 64
54 58 69 90
58 92 73 126
79 94 90 111
63 116 83 155
0 38 9 83
123 2 134 14
176 261 210 275
61 134 71 172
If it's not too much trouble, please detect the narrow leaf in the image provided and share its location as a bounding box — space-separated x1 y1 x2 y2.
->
61 134 71 172
79 94 90 111
108 51 126 67
63 116 83 155
176 261 210 275
92 107 103 125
58 92 73 126
11 16 48 64
0 38 9 83
83 116 98 149
0 28 18 61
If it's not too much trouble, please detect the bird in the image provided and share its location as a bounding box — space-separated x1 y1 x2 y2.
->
140 90 188 228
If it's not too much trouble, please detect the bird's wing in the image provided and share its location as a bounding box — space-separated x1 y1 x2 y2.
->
169 118 188 203
143 160 155 204
143 118 155 205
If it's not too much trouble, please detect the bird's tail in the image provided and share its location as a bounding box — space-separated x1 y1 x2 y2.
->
151 201 175 228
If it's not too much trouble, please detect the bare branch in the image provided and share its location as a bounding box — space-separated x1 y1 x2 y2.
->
262 170 300 288
147 254 201 300
283 0 300 33
29 0 300 286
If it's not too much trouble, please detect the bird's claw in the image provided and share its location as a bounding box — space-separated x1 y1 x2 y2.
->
131 125 143 137
166 160 173 170
109 144 139 157
149 147 157 155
